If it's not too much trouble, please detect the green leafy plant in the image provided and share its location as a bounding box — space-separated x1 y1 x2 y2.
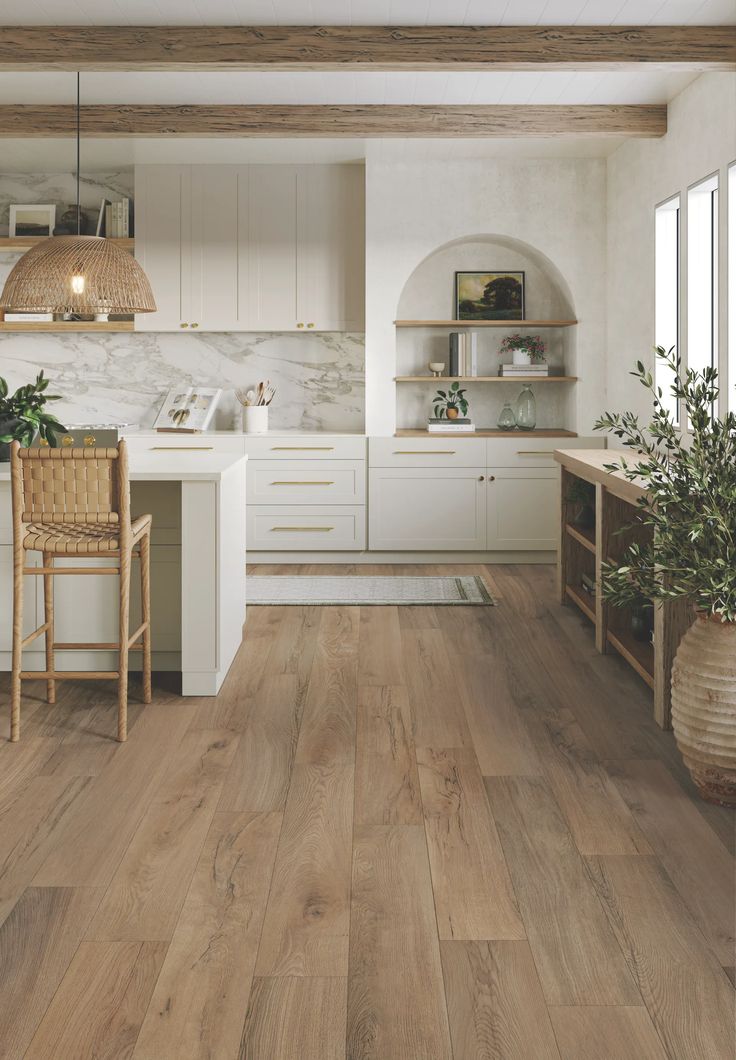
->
0 372 66 448
433 380 469 418
594 346 736 620
499 333 546 362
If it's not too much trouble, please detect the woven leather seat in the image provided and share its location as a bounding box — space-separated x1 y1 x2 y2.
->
23 514 151 555
10 440 152 743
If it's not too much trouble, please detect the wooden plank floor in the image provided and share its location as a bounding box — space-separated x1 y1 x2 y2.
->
0 563 733 1060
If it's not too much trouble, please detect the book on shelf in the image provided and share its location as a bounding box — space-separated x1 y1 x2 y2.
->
428 422 476 433
3 312 54 322
428 417 471 423
500 363 550 376
448 331 478 376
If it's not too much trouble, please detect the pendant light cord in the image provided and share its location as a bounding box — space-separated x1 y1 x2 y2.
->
76 71 81 236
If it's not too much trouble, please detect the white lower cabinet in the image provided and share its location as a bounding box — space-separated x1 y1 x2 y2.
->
247 506 366 550
486 467 559 550
369 468 487 551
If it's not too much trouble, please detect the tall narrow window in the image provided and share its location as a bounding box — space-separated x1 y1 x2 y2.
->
688 174 719 386
729 163 735 412
655 195 680 422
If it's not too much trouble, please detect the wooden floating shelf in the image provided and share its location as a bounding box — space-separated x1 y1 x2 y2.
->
395 428 577 439
0 236 134 252
395 375 577 383
394 319 578 328
565 584 596 624
0 321 134 333
565 522 596 554
607 628 655 689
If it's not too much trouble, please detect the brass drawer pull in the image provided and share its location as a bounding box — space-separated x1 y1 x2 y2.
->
270 446 335 451
393 450 457 455
270 480 335 485
516 450 553 456
270 526 334 532
150 446 214 451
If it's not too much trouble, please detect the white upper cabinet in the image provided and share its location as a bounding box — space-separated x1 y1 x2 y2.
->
134 163 365 332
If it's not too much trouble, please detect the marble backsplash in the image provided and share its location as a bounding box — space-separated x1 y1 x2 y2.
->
0 170 134 234
0 330 365 432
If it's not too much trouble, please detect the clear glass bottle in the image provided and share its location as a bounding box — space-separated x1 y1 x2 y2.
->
497 400 516 430
515 384 537 430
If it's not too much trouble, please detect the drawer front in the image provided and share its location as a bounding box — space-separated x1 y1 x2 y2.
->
243 436 366 461
486 436 603 468
124 434 245 454
370 436 486 468
247 506 366 550
247 460 365 506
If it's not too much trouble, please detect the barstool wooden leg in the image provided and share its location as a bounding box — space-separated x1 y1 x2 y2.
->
118 547 132 742
10 542 23 742
140 532 152 704
43 551 56 705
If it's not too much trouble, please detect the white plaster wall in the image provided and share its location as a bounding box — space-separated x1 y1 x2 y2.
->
365 156 607 436
606 72 736 421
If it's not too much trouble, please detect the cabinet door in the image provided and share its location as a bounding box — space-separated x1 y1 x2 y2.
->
369 467 486 551
297 164 365 331
134 165 192 331
190 165 246 332
486 467 559 550
245 165 298 331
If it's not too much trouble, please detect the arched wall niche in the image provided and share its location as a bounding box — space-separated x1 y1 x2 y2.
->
394 233 577 431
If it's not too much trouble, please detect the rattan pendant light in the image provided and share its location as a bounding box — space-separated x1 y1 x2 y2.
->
0 75 156 317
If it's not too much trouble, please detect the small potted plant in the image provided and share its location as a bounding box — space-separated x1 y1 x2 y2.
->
433 380 469 420
566 477 596 530
500 333 546 368
0 372 66 461
595 346 736 805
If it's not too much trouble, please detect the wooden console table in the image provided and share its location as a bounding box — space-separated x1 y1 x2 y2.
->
554 449 691 729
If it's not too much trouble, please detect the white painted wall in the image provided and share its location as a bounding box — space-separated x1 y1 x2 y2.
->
606 72 736 421
364 156 607 436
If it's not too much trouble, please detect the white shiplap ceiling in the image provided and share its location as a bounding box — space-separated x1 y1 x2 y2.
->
0 0 733 26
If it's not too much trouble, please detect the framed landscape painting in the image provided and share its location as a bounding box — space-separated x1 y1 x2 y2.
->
455 270 525 321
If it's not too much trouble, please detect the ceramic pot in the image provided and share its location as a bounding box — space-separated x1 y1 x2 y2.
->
446 407 459 420
243 405 269 434
671 614 736 806
512 348 531 366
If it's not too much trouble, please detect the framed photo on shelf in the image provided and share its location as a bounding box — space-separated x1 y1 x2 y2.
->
455 270 525 321
153 386 222 432
9 204 56 239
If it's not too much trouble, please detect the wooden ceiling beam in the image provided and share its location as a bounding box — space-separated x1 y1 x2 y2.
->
0 25 732 72
0 104 667 138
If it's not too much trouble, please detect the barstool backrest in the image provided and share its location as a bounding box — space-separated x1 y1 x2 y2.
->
10 438 131 530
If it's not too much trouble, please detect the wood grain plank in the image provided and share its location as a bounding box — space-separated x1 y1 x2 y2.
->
609 758 735 967
401 628 473 749
25 940 167 1060
358 606 405 685
354 684 422 826
154 728 240 804
548 1006 668 1060
133 811 281 1060
418 747 524 941
33 701 196 888
295 607 359 767
587 855 735 1060
255 763 353 976
441 940 560 1060
218 674 301 812
348 824 453 1060
0 736 58 811
486 775 639 1005
0 886 102 1058
239 977 347 1060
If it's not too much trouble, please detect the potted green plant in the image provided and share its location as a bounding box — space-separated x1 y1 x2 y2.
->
0 372 66 461
433 380 469 421
595 346 736 805
499 333 546 368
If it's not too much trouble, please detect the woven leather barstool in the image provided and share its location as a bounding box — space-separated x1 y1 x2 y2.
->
9 438 152 742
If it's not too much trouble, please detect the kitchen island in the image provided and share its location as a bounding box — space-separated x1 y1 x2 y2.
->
0 449 247 696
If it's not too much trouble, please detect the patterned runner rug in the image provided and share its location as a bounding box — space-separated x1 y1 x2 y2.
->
246 575 495 606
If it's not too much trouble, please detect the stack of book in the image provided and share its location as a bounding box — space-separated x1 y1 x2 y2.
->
499 362 549 377
427 418 475 433
449 331 478 377
102 199 132 238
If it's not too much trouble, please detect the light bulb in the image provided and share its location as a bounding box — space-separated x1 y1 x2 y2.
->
71 273 85 294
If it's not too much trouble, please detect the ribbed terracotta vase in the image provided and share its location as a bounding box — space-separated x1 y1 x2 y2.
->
671 615 736 806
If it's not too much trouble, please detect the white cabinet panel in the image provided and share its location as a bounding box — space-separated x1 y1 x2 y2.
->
243 436 365 460
486 436 603 468
486 467 559 550
135 165 191 332
248 506 366 551
245 165 298 331
370 436 486 468
191 165 246 332
297 164 365 331
247 460 365 506
369 467 486 551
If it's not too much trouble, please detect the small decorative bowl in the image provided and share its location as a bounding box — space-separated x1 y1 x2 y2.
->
428 362 446 377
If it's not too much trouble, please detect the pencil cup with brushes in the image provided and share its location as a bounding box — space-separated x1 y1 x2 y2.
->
236 381 275 434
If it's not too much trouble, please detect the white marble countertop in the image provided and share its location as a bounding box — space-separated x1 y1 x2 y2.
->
0 451 247 483
128 429 365 438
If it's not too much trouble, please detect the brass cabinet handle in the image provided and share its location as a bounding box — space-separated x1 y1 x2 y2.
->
270 480 335 485
180 322 189 328
307 322 315 328
297 322 305 328
270 446 334 451
516 450 553 456
149 445 214 450
270 526 334 532
393 450 456 455
488 475 496 481
191 322 199 328
478 475 484 481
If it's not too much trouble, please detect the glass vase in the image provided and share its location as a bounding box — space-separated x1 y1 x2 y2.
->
497 400 516 430
515 384 536 430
